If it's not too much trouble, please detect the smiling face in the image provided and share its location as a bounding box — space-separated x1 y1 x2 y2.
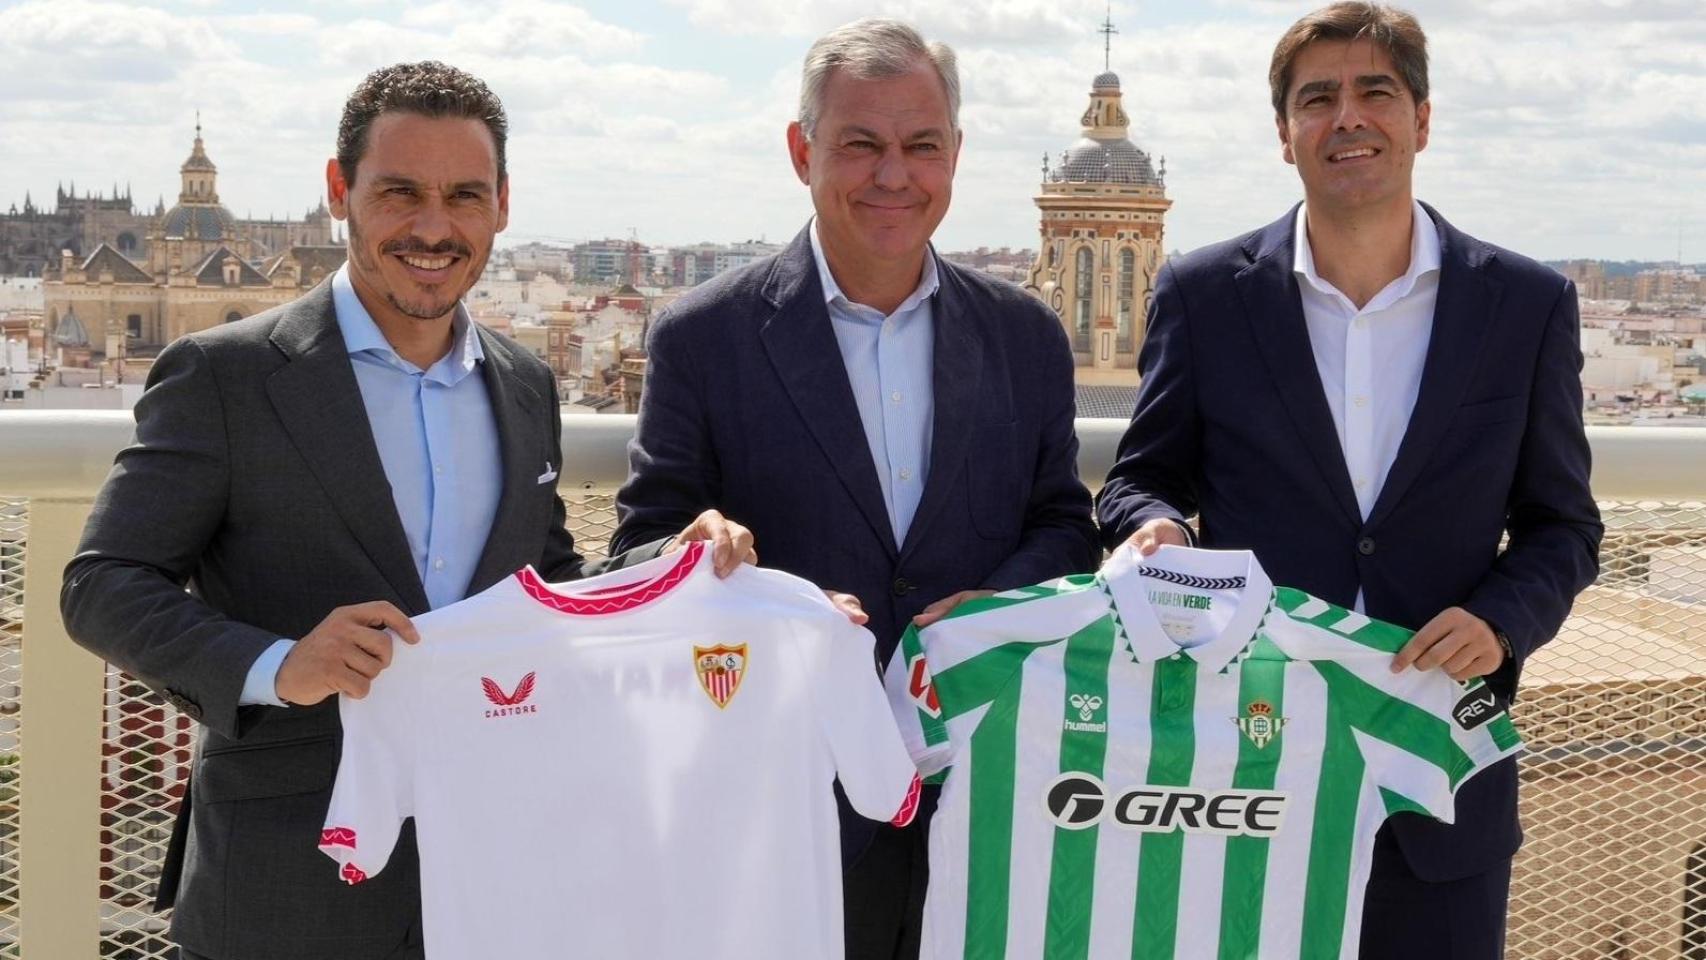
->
1277 37 1429 218
327 112 508 325
787 59 960 277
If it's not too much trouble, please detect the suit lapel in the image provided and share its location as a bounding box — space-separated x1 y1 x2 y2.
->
265 281 430 614
1367 208 1500 527
467 331 546 592
900 262 981 558
1234 211 1363 528
758 230 898 556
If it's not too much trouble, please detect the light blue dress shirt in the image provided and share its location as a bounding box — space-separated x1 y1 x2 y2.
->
241 265 503 706
809 220 938 545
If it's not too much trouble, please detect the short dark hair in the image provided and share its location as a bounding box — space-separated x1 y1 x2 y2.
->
336 61 509 184
1269 2 1428 119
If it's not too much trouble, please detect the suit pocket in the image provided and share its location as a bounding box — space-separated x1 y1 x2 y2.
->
1454 395 1527 429
968 421 1024 539
198 736 338 803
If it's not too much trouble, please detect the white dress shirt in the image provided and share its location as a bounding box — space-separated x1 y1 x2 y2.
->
810 220 938 544
1294 199 1441 521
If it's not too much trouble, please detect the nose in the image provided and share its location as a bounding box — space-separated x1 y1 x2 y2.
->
873 143 910 191
1333 95 1367 132
410 194 453 245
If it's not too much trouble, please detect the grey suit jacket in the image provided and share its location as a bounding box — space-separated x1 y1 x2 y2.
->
61 279 663 959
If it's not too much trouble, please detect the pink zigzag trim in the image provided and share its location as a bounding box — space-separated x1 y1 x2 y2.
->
516 541 702 616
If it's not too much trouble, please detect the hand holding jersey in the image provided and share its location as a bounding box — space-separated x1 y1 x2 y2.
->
886 545 1520 960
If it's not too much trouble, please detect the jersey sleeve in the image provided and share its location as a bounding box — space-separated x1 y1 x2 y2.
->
819 618 923 826
1275 596 1523 824
883 625 952 778
319 633 423 885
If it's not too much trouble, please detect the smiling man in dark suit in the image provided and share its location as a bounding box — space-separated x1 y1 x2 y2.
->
60 62 751 960
1095 4 1602 957
611 18 1099 959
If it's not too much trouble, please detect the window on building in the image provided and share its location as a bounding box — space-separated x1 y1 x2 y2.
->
225 311 243 324
117 232 137 255
126 314 142 338
1074 247 1093 351
1117 248 1136 352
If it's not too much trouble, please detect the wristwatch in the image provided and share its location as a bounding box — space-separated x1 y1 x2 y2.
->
1493 630 1513 661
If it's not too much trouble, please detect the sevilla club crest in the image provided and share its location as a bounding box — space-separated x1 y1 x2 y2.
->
695 644 747 709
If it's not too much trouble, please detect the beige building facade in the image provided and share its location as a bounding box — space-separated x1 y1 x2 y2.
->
42 123 341 362
1024 66 1171 386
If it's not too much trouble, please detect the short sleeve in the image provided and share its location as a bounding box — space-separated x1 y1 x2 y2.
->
819 619 922 826
319 634 424 884
1302 622 1523 824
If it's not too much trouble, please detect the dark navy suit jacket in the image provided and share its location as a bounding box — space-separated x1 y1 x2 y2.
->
1097 204 1602 881
613 225 1100 860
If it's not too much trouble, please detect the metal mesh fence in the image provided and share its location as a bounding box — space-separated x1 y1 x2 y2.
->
0 497 23 959
1507 501 1706 960
0 492 1700 957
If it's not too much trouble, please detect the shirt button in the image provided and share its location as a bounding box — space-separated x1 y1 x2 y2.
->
434 464 443 475
1353 395 1368 407
899 468 913 481
1357 537 1377 557
1354 317 1368 329
1355 477 1368 489
890 391 903 403
433 558 446 571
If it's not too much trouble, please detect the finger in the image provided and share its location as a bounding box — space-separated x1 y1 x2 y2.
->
1441 642 1483 680
350 628 395 670
1450 650 1502 684
343 644 387 680
337 668 372 700
1137 533 1159 556
1414 632 1469 672
356 601 419 645
832 594 869 625
1392 618 1450 672
745 545 758 566
912 594 962 628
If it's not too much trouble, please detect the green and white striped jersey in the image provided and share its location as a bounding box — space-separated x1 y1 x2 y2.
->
885 545 1521 960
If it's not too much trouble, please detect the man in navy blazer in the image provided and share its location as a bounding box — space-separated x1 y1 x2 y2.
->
612 18 1098 960
1097 4 1601 957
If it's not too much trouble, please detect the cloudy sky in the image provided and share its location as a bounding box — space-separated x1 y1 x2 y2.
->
2 0 1701 261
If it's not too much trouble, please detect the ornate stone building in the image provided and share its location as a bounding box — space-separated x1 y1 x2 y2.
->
1025 58 1171 387
42 123 343 362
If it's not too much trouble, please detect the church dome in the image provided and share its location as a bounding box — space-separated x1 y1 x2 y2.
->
1058 136 1161 186
161 203 238 240
1093 70 1121 91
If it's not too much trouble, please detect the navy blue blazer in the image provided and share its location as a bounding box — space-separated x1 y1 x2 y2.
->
613 225 1099 858
1097 204 1602 881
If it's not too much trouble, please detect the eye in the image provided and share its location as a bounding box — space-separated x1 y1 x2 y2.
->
847 140 878 152
908 142 940 154
385 186 415 197
454 190 481 200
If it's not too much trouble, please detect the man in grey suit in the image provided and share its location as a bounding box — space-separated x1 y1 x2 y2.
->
60 62 752 960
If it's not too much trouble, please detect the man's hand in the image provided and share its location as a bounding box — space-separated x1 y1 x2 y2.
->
1124 518 1190 556
1391 607 1505 682
276 602 420 705
824 590 868 626
913 590 997 628
664 509 756 578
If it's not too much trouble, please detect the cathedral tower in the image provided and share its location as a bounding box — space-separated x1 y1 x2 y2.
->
1024 17 1171 384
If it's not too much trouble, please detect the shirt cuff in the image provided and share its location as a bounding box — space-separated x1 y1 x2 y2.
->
1171 519 1198 547
239 638 296 707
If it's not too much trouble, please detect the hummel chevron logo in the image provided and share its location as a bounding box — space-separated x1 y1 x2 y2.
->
483 672 539 718
1139 568 1246 591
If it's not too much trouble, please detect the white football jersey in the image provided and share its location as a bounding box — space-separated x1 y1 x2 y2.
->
887 545 1521 960
321 542 920 960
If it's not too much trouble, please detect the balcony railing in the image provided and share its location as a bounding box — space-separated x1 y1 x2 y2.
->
0 411 1704 959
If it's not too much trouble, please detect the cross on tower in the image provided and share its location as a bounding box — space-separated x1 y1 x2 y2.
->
1099 4 1118 71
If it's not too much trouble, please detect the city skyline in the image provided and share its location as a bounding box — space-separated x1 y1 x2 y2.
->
2 0 1702 262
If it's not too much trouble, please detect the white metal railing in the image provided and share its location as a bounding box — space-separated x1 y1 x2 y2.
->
0 412 1704 959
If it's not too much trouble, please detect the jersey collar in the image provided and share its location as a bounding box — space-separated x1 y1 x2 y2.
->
1099 545 1275 673
514 541 705 616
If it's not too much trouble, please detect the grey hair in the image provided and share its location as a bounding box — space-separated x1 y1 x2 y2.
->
797 18 961 140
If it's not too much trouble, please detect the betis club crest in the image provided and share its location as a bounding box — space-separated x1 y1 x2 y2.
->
1235 700 1288 750
694 644 748 709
